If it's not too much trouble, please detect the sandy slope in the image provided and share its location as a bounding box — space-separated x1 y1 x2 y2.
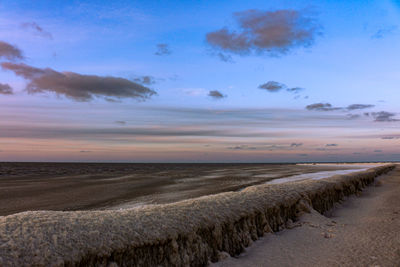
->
213 165 400 267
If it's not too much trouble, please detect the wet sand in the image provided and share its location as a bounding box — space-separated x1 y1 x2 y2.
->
0 162 373 216
213 165 400 266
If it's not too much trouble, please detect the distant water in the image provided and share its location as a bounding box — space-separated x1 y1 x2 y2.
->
0 162 378 215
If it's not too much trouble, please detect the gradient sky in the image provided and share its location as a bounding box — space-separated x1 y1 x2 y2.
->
0 0 400 162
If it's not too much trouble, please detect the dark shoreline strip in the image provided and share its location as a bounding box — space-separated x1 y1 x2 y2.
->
0 164 395 266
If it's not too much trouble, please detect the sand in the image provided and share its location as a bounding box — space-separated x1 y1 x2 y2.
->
0 164 394 266
213 164 400 266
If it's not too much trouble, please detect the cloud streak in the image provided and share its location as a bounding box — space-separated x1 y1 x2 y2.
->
20 22 53 39
0 41 24 61
306 103 341 111
154 43 171 56
206 9 321 56
371 111 398 122
1 62 156 102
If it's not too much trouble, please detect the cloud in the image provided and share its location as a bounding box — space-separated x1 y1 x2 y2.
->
258 81 285 92
287 87 304 93
371 26 397 39
20 22 53 39
381 136 399 140
346 104 374 110
154 43 171 56
79 150 92 153
227 145 257 150
0 83 13 95
305 103 341 111
216 52 234 62
1 62 156 102
374 149 383 153
208 90 226 99
346 114 361 119
0 41 24 61
297 153 308 157
115 121 126 125
290 142 303 147
206 9 321 56
133 75 156 85
258 81 305 95
371 111 398 122
325 144 338 147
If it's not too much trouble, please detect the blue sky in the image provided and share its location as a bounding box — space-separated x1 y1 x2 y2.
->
0 0 399 162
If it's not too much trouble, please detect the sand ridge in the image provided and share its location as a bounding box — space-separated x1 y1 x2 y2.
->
0 164 395 266
213 165 400 266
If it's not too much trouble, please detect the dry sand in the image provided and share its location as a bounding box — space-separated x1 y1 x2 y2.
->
213 164 400 267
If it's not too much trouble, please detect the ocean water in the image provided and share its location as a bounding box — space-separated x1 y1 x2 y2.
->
0 162 378 215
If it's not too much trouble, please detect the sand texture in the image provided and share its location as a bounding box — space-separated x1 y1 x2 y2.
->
214 164 400 266
0 164 395 266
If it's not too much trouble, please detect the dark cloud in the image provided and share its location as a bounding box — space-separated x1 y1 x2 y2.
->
381 136 399 140
133 76 156 85
371 26 397 39
0 41 24 61
258 81 285 92
371 111 398 122
305 103 341 111
287 87 304 93
0 83 13 95
346 104 374 110
297 153 308 157
325 144 338 147
374 149 383 153
115 121 126 125
206 9 321 56
21 22 53 39
227 145 257 150
208 90 226 99
1 62 156 102
79 150 92 153
154 43 171 56
290 143 303 147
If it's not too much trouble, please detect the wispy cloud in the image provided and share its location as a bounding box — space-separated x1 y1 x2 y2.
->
206 9 321 56
133 75 156 85
2 62 157 102
371 25 397 39
325 143 338 147
20 22 53 39
290 143 303 147
371 111 398 122
346 104 374 110
154 43 171 56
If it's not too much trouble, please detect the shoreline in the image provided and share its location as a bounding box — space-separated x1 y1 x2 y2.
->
214 164 400 266
0 164 395 266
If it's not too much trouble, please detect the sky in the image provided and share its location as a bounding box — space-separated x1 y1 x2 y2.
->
0 0 400 162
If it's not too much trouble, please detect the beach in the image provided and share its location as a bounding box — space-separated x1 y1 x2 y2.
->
0 164 396 266
213 164 400 266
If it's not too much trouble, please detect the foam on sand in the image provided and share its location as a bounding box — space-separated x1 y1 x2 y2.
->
0 164 395 266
